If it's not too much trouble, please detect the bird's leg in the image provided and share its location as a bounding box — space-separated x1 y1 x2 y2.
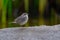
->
20 25 25 27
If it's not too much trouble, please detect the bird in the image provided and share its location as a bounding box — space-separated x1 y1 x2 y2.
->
11 13 28 26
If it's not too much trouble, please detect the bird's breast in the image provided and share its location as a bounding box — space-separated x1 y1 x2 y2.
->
19 15 28 25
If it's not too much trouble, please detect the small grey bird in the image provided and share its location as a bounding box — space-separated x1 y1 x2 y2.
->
11 13 28 25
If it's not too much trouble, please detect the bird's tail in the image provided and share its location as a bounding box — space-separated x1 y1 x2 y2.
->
9 22 16 24
11 22 16 23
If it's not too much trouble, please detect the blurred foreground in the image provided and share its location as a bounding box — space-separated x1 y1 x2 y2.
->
0 24 60 40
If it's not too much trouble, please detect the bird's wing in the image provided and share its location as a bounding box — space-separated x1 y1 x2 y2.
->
15 16 27 23
14 16 22 22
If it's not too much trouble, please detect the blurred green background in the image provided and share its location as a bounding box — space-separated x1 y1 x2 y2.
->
0 0 60 28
